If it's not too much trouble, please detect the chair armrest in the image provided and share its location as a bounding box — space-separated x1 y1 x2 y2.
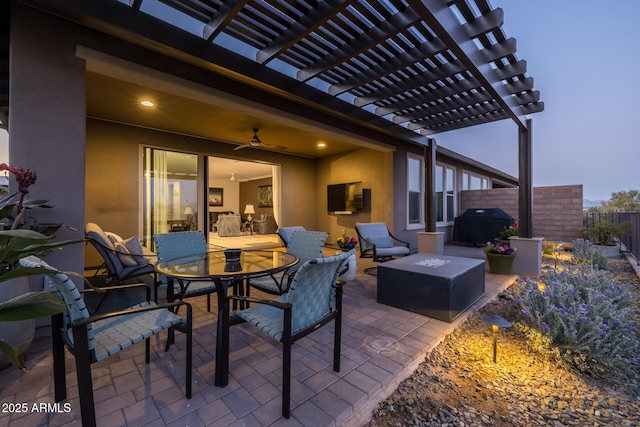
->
389 232 410 247
80 282 150 294
73 300 191 326
227 295 291 311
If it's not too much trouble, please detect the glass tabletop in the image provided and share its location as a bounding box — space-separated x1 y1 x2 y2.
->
156 250 299 281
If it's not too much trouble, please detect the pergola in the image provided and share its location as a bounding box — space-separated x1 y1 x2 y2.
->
3 0 543 235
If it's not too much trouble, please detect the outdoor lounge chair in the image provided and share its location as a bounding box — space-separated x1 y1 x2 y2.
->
153 231 217 311
85 222 156 286
228 249 354 418
20 256 192 427
247 230 328 295
355 222 410 274
85 223 156 310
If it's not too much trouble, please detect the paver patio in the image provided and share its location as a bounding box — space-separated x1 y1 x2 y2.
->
0 246 515 427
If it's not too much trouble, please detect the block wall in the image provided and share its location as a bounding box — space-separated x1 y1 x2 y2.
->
460 185 583 244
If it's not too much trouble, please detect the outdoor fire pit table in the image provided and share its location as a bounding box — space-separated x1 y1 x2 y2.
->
377 253 485 322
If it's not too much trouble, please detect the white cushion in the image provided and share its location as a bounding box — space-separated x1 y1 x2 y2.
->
105 231 124 244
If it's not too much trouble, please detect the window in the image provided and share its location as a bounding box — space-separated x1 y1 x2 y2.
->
407 154 424 229
142 148 199 248
435 164 456 225
462 171 489 190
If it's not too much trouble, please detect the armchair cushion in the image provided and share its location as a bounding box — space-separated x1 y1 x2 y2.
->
367 235 393 248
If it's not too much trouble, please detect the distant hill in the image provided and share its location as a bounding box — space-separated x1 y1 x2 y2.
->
583 199 603 208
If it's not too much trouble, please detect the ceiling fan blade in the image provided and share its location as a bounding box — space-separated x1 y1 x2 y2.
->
233 143 251 151
262 143 287 151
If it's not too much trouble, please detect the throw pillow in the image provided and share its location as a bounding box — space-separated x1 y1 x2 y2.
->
123 235 148 266
114 241 137 267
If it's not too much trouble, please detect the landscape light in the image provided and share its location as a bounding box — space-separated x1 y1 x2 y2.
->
480 314 512 363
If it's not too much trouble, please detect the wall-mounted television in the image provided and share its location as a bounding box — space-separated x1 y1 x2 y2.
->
327 181 363 212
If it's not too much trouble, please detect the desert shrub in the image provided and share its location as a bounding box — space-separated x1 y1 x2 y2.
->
571 238 607 270
516 265 638 377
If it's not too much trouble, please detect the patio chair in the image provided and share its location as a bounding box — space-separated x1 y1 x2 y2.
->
85 223 156 285
153 231 217 311
85 223 156 310
355 222 410 274
19 256 192 427
247 230 328 295
276 226 306 247
228 249 354 418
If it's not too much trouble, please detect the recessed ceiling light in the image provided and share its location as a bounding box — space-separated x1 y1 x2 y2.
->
141 100 154 107
317 142 326 148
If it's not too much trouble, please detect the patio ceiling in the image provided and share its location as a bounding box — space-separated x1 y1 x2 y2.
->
14 0 543 151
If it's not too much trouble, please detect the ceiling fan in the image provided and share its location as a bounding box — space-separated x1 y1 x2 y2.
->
233 128 287 151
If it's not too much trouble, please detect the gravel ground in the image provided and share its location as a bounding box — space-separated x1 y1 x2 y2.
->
368 253 640 427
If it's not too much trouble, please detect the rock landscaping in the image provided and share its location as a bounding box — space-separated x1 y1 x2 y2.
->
368 253 640 427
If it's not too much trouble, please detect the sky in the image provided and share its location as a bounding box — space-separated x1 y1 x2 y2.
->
435 0 640 202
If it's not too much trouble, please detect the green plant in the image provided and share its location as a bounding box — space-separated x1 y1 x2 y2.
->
0 163 83 369
516 265 638 377
498 223 519 240
593 222 618 246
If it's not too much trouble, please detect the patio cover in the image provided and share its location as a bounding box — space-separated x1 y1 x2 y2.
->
2 0 543 235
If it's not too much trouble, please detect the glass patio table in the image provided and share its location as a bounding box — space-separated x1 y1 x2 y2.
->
156 250 299 387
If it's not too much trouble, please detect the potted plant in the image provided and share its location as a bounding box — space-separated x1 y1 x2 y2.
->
336 234 358 281
0 163 83 369
337 234 358 251
483 241 517 274
497 223 518 245
591 221 620 258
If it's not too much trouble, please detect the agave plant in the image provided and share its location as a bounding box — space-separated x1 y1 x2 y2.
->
0 163 84 369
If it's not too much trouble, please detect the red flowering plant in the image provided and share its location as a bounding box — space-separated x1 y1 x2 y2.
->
0 163 83 369
0 163 82 272
483 241 517 255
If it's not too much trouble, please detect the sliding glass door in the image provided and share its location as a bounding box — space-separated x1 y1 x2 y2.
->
142 148 199 248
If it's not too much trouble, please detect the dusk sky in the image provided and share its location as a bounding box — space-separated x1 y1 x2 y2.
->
436 0 640 202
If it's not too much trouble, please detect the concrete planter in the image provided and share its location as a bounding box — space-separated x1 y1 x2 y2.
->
592 244 620 258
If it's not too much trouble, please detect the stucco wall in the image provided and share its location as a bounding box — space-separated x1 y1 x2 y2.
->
459 185 583 244
10 5 87 279
316 149 392 246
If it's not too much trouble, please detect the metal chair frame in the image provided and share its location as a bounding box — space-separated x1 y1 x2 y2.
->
227 249 353 418
246 230 328 295
20 256 192 427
